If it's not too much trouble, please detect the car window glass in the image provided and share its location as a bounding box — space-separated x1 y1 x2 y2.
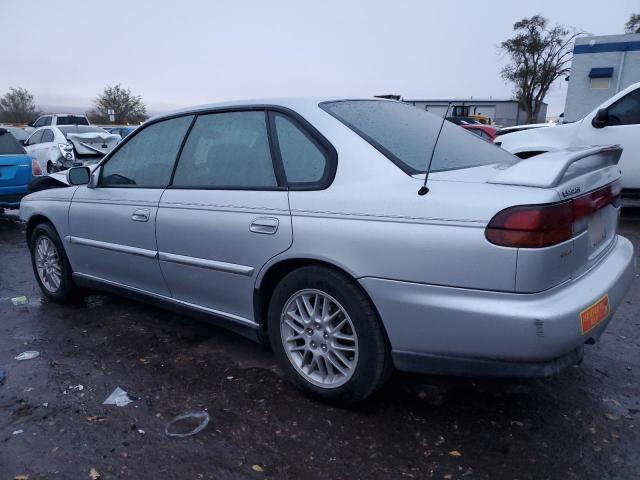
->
100 115 193 188
274 114 327 184
322 100 516 174
173 111 277 188
33 117 45 127
608 88 640 126
0 129 26 154
41 129 54 143
42 116 52 126
27 130 44 145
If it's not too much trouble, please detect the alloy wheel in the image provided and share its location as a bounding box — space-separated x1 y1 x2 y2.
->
35 236 62 292
280 289 358 388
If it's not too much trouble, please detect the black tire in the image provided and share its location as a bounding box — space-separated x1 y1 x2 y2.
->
268 266 392 405
29 222 82 302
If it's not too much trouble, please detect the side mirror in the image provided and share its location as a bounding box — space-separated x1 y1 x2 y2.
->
592 108 609 129
67 166 91 185
27 120 35 127
21 139 27 146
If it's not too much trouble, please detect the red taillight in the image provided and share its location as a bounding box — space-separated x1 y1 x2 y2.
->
486 180 621 248
32 158 42 176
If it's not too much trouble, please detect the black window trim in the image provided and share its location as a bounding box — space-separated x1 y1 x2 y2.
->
94 104 338 191
319 99 422 176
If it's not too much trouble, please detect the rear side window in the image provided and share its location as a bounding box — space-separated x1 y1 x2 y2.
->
0 129 26 154
172 111 278 189
56 115 90 126
321 100 516 174
41 129 54 143
273 114 328 185
100 115 193 188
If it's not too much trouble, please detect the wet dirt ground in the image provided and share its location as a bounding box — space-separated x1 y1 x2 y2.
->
0 211 639 479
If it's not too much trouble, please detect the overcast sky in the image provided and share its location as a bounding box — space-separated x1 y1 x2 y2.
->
1 0 636 116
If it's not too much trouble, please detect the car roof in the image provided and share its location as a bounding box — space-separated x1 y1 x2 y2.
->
149 97 386 122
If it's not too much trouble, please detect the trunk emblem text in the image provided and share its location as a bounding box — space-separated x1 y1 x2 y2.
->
562 186 581 197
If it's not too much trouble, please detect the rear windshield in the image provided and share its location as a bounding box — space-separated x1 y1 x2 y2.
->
58 125 108 137
321 100 516 174
0 129 26 155
56 115 90 126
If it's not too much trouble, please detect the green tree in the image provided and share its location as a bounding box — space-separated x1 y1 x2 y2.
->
625 13 640 33
91 84 147 124
500 15 583 123
0 87 41 123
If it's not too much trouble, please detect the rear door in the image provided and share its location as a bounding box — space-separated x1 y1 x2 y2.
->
68 115 193 295
156 109 292 323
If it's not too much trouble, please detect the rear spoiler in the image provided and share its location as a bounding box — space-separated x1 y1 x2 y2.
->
489 145 622 188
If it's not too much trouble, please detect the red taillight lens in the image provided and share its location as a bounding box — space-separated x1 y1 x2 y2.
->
486 180 621 248
32 158 42 176
486 202 573 248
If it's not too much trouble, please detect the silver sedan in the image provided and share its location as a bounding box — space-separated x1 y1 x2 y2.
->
20 98 635 403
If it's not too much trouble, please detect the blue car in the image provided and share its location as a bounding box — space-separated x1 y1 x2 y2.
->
0 127 41 212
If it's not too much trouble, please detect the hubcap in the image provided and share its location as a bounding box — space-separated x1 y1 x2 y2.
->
280 289 358 388
35 236 62 293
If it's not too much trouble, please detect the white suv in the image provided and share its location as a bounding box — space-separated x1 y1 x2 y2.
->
497 82 640 199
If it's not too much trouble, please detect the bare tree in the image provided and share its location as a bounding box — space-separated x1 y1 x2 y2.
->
0 87 41 124
625 13 640 34
500 15 583 124
91 84 147 124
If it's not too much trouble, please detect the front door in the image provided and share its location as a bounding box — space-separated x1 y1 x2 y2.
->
156 110 292 323
67 115 193 295
579 86 640 190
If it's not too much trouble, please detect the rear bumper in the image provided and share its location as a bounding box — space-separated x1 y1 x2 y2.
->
360 235 635 376
0 185 29 209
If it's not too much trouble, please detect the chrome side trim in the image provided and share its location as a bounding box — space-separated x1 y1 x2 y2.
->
67 236 158 259
158 251 254 276
72 272 259 328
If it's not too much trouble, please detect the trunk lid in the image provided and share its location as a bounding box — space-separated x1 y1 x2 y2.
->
0 154 32 188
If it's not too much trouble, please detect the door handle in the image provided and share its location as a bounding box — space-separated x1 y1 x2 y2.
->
250 217 279 234
131 208 150 222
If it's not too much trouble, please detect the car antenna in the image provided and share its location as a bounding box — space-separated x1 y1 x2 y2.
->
418 102 451 196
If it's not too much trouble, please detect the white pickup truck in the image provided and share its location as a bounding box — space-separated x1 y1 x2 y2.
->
497 82 640 200
25 113 91 133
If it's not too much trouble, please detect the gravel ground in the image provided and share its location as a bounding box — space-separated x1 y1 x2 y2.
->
0 210 639 479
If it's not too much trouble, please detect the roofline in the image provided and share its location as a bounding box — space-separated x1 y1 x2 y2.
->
403 99 548 106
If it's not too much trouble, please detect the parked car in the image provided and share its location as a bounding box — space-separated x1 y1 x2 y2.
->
461 124 498 141
25 113 91 133
0 128 42 212
24 126 119 173
107 126 137 139
495 123 552 137
497 81 640 197
20 98 634 403
1 125 30 143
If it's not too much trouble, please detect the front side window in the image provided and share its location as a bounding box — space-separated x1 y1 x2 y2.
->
172 111 277 188
321 100 516 174
41 129 54 143
27 130 44 145
100 115 193 187
607 88 640 126
273 114 328 185
41 116 52 126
